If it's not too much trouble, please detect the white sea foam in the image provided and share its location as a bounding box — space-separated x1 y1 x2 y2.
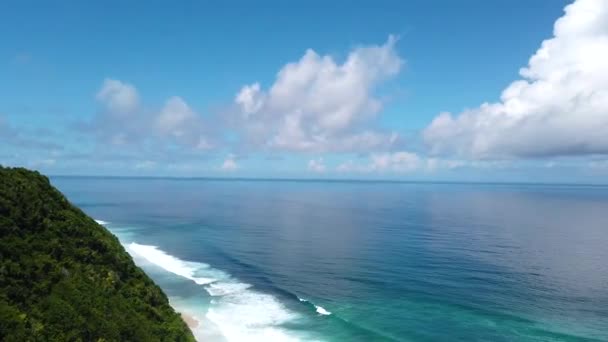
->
298 297 331 316
127 243 220 285
205 282 252 296
95 219 109 225
315 305 331 316
206 290 301 342
204 277 306 341
123 242 309 341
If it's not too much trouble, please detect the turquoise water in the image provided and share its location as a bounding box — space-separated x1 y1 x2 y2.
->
53 177 608 341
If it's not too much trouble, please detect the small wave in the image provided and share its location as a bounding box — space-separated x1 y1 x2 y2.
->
95 219 109 225
315 305 331 316
298 297 331 316
127 243 220 285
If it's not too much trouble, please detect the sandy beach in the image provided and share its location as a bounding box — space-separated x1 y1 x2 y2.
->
181 313 199 329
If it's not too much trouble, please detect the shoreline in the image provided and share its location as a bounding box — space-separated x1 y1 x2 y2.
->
181 312 200 329
177 308 228 342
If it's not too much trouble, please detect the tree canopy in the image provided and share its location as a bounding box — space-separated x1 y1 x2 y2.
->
0 166 195 341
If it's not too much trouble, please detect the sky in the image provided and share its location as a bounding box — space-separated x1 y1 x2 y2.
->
1 0 608 182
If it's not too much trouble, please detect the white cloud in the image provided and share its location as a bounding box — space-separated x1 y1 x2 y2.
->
307 158 326 173
236 83 265 116
426 158 468 171
370 152 421 172
336 151 421 173
424 0 608 159
221 154 239 171
91 79 144 146
234 35 403 153
96 78 139 114
335 153 514 174
156 96 209 147
157 97 196 135
91 79 212 151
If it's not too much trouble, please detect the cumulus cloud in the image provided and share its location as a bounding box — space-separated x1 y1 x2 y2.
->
234 35 403 153
96 78 139 114
307 158 326 173
156 96 210 148
220 154 239 171
91 79 144 145
424 0 608 159
157 97 196 136
90 79 211 150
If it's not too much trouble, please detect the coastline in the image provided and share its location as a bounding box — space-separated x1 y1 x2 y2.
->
95 220 205 340
175 306 228 342
101 221 299 341
181 313 199 329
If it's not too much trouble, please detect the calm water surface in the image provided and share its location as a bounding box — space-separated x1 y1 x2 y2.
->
53 177 608 341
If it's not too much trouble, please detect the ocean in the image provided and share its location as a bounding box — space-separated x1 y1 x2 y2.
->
52 177 608 341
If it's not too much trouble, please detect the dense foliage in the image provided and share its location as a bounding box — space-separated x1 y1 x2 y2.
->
0 166 195 341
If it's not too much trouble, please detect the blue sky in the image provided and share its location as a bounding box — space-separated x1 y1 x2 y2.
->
2 0 608 182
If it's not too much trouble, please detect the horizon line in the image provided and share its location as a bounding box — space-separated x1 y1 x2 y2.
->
47 174 608 187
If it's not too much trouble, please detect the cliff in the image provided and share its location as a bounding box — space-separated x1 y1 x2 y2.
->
0 166 195 341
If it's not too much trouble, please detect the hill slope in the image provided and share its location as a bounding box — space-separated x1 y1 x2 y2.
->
0 167 195 341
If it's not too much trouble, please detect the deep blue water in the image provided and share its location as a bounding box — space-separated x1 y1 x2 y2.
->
52 177 608 341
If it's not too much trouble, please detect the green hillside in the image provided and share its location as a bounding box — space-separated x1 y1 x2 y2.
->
0 166 195 341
